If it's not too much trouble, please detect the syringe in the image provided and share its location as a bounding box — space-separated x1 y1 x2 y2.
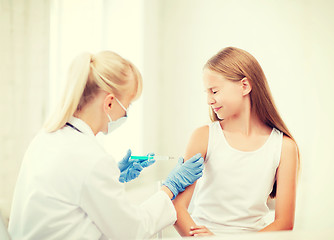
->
130 155 174 162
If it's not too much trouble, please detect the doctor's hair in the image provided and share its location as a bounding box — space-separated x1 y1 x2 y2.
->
205 46 300 198
44 51 142 132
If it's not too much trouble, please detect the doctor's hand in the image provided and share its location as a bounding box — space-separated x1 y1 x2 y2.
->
163 153 204 200
118 149 155 183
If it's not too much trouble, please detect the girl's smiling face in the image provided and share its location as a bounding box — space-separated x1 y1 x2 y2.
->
203 68 246 120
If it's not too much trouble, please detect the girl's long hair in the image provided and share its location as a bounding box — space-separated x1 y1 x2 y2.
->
44 51 142 132
205 47 300 198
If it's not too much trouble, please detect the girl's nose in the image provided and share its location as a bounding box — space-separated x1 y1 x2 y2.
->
207 94 215 105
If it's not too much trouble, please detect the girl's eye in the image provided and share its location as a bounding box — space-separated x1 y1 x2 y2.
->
212 90 218 94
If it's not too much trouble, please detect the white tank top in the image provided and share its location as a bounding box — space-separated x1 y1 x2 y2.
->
191 121 283 235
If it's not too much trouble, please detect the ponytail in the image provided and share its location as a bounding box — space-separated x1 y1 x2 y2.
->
44 51 143 132
44 53 92 132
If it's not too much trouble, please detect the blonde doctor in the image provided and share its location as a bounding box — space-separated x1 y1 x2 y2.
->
8 51 204 240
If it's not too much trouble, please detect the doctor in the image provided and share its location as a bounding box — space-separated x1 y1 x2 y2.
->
8 51 204 240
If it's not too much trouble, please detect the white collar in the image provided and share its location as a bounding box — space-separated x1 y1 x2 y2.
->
67 117 96 137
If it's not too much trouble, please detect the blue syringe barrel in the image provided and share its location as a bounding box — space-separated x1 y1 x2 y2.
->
130 155 172 161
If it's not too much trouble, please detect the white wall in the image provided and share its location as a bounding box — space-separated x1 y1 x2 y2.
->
0 0 50 226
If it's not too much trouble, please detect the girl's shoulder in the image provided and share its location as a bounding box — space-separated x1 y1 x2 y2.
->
282 135 297 151
189 125 209 146
282 135 298 154
195 121 221 135
192 124 210 136
279 135 298 168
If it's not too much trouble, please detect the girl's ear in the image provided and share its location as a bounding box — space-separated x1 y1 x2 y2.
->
103 93 115 113
241 77 252 96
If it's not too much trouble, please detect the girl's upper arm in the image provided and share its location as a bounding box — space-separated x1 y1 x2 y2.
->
274 135 298 229
173 125 209 207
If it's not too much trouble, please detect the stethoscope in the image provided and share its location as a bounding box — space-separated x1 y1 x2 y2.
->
65 122 82 133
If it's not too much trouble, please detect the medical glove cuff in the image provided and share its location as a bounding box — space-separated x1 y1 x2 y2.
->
162 181 178 200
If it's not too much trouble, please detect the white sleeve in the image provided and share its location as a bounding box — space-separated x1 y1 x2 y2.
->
79 157 176 239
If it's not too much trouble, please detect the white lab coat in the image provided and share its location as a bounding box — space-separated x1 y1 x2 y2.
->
8 117 176 240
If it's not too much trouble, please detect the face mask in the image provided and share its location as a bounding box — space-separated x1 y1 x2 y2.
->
104 97 128 134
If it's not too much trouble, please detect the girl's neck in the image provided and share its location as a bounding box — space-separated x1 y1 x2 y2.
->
221 107 265 136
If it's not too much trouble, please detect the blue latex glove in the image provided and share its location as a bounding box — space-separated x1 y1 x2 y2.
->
118 149 156 183
163 153 204 200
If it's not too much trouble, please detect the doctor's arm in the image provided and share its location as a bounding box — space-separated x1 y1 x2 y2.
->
173 126 209 236
79 157 177 240
259 136 298 231
79 154 204 239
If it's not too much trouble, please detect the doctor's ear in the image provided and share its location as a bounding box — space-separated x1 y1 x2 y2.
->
103 93 115 111
241 77 252 96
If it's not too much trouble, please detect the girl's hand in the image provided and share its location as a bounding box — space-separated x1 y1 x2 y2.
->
189 225 214 237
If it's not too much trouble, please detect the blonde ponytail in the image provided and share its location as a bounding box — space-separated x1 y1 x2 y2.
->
44 53 91 132
44 51 142 132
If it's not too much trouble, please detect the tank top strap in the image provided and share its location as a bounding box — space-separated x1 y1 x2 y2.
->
206 121 227 162
269 128 284 169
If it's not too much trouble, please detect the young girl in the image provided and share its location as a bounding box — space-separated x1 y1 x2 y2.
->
173 47 299 236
